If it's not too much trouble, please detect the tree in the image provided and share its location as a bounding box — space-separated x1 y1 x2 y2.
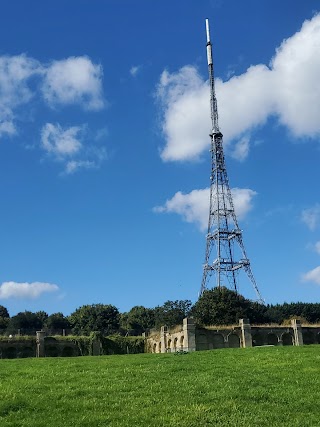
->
0 305 9 319
192 287 253 325
69 304 120 336
154 300 192 328
45 312 70 333
122 306 155 335
0 305 9 334
35 311 48 328
9 311 42 334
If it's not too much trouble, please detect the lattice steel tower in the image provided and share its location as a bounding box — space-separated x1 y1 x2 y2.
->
200 19 263 302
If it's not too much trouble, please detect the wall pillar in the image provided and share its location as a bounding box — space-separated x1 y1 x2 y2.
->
36 330 46 357
183 317 196 352
160 326 167 353
239 318 252 348
291 319 304 346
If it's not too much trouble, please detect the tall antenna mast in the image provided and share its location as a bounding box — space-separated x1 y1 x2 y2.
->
200 19 263 303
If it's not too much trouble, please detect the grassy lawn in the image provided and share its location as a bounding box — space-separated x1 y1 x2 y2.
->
0 346 319 426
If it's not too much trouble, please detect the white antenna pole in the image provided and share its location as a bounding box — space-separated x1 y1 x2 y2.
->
205 19 211 43
206 19 213 65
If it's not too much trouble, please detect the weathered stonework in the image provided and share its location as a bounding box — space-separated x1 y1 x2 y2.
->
146 318 320 353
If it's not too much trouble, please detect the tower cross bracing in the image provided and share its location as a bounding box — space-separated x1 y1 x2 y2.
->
200 19 263 303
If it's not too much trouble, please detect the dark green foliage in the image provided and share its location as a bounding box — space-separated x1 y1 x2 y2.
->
192 287 254 325
154 300 192 328
0 306 10 335
8 311 43 335
0 305 9 319
45 312 70 333
265 302 320 324
69 304 120 335
121 306 155 335
101 335 145 354
192 287 270 325
35 311 48 327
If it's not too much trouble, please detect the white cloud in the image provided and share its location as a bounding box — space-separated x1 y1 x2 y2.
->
156 14 320 162
41 123 83 156
65 159 95 174
230 135 250 161
0 281 59 299
130 65 141 77
0 54 42 137
0 120 16 137
154 187 257 231
42 56 104 110
301 204 320 231
302 266 320 286
40 122 107 174
156 66 210 162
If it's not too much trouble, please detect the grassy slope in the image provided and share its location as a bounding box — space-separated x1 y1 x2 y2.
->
0 346 319 427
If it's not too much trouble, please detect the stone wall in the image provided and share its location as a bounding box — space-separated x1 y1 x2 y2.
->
146 318 320 353
0 333 99 359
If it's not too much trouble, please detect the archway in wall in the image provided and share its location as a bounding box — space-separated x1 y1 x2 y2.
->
45 345 59 357
228 334 240 348
252 333 264 347
317 333 320 344
158 341 162 353
3 347 17 359
153 343 157 353
20 346 35 358
61 346 76 357
167 339 172 353
282 333 293 346
267 333 278 346
173 338 178 352
302 331 315 345
212 334 224 349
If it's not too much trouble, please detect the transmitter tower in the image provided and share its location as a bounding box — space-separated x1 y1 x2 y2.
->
200 20 263 302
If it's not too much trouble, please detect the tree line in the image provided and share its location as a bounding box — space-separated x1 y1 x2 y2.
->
1 287 320 336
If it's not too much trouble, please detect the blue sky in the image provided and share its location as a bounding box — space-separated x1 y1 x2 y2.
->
1 0 320 316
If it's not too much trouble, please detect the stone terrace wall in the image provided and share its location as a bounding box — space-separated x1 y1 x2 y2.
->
146 318 320 353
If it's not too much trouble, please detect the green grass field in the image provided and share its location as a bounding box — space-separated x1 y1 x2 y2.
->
0 346 319 426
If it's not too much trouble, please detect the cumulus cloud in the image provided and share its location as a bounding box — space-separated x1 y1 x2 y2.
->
0 53 106 173
0 281 59 299
0 54 42 137
302 266 320 286
40 122 107 174
301 204 320 231
154 187 257 231
42 56 104 110
41 123 83 156
156 14 320 162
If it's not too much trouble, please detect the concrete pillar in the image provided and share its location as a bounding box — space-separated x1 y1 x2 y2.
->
291 319 304 346
239 318 252 348
36 330 46 357
183 317 196 352
160 326 167 353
